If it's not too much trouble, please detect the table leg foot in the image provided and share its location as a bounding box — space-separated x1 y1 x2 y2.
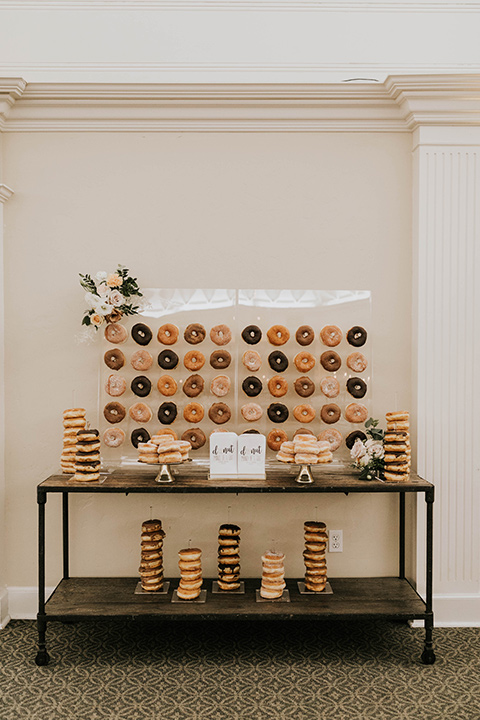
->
35 616 50 666
35 650 50 666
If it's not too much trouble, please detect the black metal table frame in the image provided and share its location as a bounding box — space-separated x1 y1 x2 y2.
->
35 476 435 666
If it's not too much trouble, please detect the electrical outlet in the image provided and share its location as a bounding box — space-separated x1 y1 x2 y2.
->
329 529 343 553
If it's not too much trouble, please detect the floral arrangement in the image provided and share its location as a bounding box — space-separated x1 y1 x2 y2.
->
79 266 143 329
350 418 385 481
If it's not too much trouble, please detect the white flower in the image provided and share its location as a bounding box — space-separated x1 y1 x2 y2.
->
95 271 108 283
94 301 111 316
84 292 99 309
359 455 370 467
97 282 110 297
108 289 124 307
350 438 367 461
365 439 384 459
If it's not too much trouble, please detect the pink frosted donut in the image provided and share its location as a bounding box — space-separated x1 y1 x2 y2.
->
346 352 368 373
210 375 231 397
131 349 153 371
345 403 368 423
103 427 126 448
104 323 127 344
105 374 127 397
320 325 342 347
242 350 261 372
129 402 153 423
318 428 342 451
320 377 340 398
241 403 263 422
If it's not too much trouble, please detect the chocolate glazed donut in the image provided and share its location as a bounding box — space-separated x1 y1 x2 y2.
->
181 428 206 449
158 402 178 425
131 323 153 346
131 376 152 398
242 376 263 397
347 326 368 347
158 350 179 370
131 428 151 448
267 403 289 423
320 351 341 372
241 325 262 344
268 351 288 373
345 430 367 449
347 377 367 399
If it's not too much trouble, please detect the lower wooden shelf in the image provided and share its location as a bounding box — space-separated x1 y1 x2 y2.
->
45 577 427 621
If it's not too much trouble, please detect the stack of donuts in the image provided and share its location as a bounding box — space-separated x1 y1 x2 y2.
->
303 521 328 592
217 524 241 590
139 519 165 592
383 411 411 482
177 548 203 600
137 435 192 464
276 434 333 465
260 551 286 599
74 428 101 482
61 408 86 474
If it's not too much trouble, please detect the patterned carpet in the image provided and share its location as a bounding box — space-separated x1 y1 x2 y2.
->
0 619 479 720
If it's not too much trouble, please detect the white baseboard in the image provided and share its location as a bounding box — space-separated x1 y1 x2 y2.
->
0 586 10 629
5 586 55 622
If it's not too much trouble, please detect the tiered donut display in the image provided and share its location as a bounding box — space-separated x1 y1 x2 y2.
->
99 289 371 465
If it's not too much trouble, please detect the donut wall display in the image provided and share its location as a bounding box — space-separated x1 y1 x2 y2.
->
99 288 371 466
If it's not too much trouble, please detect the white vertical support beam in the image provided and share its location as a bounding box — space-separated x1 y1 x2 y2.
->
413 126 480 625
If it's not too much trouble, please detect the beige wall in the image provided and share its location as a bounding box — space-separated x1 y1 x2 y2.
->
3 131 412 586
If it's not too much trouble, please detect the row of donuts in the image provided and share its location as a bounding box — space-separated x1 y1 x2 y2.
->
105 346 368 375
105 321 367 348
103 399 368 427
105 373 368 400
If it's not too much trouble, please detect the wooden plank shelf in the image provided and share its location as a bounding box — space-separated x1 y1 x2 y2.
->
45 577 426 621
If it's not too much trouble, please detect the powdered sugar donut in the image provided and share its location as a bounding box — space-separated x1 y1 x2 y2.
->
241 403 263 422
320 325 342 347
131 349 153 372
242 350 261 372
103 427 126 448
346 352 368 373
210 375 231 397
105 374 127 397
129 402 152 423
317 428 342 451
320 377 340 398
105 323 127 344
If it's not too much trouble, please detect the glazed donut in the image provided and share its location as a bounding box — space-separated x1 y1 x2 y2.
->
268 376 288 397
210 350 232 370
210 324 232 346
105 374 126 397
347 377 367 399
243 350 261 372
293 404 315 423
105 323 127 344
320 403 341 424
131 349 153 372
131 323 152 346
131 428 151 448
268 351 288 373
157 402 178 425
318 428 342 452
320 351 341 372
241 403 263 422
131 376 152 398
184 323 206 344
104 348 125 370
320 325 342 347
103 402 126 424
345 430 367 449
267 429 288 451
345 403 368 424
208 403 232 425
293 428 315 437
267 325 290 346
157 375 177 397
181 428 206 450
103 427 125 448
129 402 152 423
346 352 368 373
242 376 263 397
210 375 231 397
182 374 204 398
183 402 204 423
294 377 315 398
184 351 205 371
320 377 340 398
157 350 179 370
347 326 367 347
385 411 409 422
267 403 289 423
294 351 315 372
296 325 314 346
152 428 178 441
241 325 262 345
157 323 179 345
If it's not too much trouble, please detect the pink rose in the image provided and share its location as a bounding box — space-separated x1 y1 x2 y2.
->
106 273 122 288
108 290 124 307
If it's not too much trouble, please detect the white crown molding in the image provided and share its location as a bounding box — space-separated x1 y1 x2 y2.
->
1 75 480 132
0 185 14 203
0 0 479 10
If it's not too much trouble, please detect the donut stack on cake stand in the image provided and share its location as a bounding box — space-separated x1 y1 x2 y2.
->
383 412 411 482
298 521 332 594
257 552 289 602
276 435 333 484
61 408 86 474
213 524 244 594
137 434 192 483
136 519 168 594
173 548 206 602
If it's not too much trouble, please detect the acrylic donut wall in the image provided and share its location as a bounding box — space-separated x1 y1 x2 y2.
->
99 289 372 467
